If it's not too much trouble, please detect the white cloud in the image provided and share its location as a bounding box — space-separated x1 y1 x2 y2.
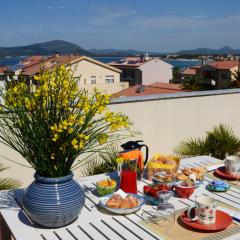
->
87 7 137 26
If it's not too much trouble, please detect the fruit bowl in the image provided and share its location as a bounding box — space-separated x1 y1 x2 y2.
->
96 179 117 196
175 183 195 199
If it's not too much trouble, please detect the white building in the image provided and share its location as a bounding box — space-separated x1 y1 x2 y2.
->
109 56 173 86
5 55 129 94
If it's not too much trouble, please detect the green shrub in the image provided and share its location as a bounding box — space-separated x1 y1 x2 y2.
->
83 144 119 175
175 124 240 160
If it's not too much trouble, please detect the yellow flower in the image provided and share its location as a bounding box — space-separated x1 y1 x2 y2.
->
116 157 124 163
98 134 108 145
71 139 78 149
50 124 58 132
69 115 76 122
78 117 84 125
62 120 68 129
13 87 18 93
84 135 89 141
68 128 74 134
34 75 40 81
79 141 84 149
52 134 59 142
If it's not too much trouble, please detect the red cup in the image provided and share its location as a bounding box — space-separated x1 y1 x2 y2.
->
175 184 195 198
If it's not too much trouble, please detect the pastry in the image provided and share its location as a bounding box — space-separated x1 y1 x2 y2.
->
196 174 204 181
126 195 139 207
183 168 192 176
106 195 139 209
176 173 188 181
119 199 131 209
164 175 174 182
191 167 205 175
110 194 122 201
165 159 177 166
106 199 121 208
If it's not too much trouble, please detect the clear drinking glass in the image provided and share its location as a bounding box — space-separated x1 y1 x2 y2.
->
142 190 175 225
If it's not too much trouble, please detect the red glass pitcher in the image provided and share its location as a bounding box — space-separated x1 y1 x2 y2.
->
119 159 138 194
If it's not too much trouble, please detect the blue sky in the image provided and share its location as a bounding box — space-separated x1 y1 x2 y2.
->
1 0 240 52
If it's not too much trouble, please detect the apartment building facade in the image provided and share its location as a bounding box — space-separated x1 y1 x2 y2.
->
3 55 128 94
181 61 240 89
109 56 173 86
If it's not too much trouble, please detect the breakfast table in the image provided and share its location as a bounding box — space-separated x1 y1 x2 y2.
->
1 155 240 240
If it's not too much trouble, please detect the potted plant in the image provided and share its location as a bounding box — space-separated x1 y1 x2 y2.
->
0 65 132 227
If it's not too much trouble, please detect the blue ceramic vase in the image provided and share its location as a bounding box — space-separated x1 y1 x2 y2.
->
23 172 85 228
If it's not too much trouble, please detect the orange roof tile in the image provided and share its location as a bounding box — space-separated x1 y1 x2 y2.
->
182 68 197 75
112 82 186 98
22 55 81 76
0 66 8 74
207 61 239 70
21 56 45 66
22 55 121 76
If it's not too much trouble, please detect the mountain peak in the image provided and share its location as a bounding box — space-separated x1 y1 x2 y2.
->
0 40 91 57
219 46 232 50
176 46 240 55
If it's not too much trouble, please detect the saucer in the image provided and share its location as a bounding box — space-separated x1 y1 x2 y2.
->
215 167 239 180
206 183 230 192
180 210 232 232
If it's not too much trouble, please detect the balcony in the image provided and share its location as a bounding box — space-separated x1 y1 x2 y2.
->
1 88 240 186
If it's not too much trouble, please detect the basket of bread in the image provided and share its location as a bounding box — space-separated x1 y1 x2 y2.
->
99 190 144 214
147 154 181 183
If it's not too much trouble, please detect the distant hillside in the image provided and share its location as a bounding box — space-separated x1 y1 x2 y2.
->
0 40 91 57
89 48 146 56
176 46 240 55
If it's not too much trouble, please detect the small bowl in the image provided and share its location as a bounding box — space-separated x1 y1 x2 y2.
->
175 184 195 199
96 180 117 196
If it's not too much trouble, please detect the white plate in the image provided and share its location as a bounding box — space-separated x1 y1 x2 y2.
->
99 194 144 214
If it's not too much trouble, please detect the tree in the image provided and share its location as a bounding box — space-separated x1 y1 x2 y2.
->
181 75 214 91
230 69 240 88
181 76 201 90
172 66 181 83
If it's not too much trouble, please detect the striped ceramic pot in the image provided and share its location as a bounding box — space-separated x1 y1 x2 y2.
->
23 172 85 228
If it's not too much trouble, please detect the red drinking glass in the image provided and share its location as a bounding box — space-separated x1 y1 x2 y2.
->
120 170 137 194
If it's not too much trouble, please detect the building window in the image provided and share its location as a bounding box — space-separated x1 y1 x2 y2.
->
74 76 80 85
105 75 114 83
90 76 96 84
122 69 135 79
221 72 229 79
